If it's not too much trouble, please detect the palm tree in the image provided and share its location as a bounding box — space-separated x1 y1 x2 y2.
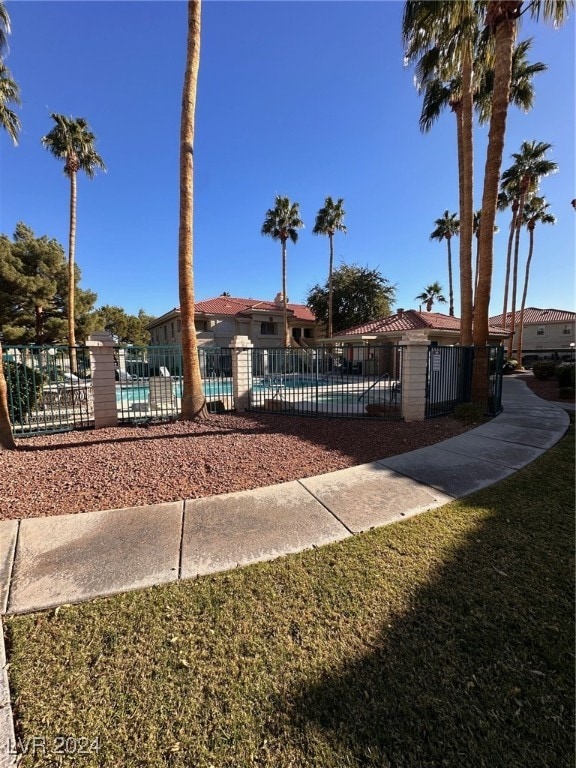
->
178 0 207 421
0 62 20 145
430 210 459 316
261 195 304 347
42 114 106 371
0 2 17 450
500 140 557 356
312 196 346 339
415 282 447 313
473 0 570 403
515 196 556 367
403 0 478 345
472 209 498 305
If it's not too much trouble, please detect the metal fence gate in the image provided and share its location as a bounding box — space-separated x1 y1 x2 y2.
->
425 345 504 418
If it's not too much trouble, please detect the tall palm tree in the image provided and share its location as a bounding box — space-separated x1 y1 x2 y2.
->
403 0 479 345
415 282 447 312
261 195 304 347
0 2 17 450
472 209 498 306
430 210 459 316
473 0 570 403
42 114 106 371
312 196 346 339
500 140 557 356
178 0 207 421
515 195 556 367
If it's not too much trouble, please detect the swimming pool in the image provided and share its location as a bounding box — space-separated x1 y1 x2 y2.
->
116 379 233 407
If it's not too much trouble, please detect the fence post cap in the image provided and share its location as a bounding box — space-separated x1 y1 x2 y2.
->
228 335 254 349
86 332 116 347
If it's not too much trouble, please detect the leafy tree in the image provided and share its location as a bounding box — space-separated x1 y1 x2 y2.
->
41 114 106 369
307 263 396 334
178 0 207 420
430 211 459 316
312 196 347 339
516 195 555 367
261 195 304 346
0 223 98 344
0 2 18 449
415 281 447 312
93 305 154 345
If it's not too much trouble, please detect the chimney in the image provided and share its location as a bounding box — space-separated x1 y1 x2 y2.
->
397 308 404 318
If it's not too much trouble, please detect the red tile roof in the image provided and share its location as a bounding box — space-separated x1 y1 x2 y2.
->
489 307 576 326
340 310 508 337
158 297 315 322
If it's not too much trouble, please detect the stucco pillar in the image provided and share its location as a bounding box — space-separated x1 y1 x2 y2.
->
400 334 429 422
229 335 254 411
86 332 118 428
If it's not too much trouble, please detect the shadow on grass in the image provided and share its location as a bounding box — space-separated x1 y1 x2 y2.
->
279 447 575 766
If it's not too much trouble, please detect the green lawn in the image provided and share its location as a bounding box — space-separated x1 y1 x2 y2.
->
5 419 574 768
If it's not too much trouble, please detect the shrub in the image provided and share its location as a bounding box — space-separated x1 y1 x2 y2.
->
453 402 487 422
532 360 557 381
3 360 43 423
555 365 575 388
558 387 575 401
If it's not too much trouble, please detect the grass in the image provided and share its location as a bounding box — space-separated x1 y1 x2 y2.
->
5 419 574 768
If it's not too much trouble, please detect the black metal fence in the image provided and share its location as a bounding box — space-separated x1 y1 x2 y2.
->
114 345 233 423
2 345 94 436
244 344 404 419
425 345 504 418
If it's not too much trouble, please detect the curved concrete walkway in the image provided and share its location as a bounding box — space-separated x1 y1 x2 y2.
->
0 377 570 618
0 377 571 766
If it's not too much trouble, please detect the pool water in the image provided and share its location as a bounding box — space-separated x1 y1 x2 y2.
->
116 379 232 406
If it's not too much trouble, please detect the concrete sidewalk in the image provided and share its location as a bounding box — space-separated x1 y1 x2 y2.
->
0 377 570 617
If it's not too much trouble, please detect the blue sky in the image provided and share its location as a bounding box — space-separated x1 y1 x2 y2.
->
1 1 574 321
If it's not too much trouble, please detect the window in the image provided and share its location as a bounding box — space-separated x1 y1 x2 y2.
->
261 322 276 335
303 328 312 338
536 326 545 336
171 321 174 338
163 326 167 341
177 319 182 332
562 326 571 335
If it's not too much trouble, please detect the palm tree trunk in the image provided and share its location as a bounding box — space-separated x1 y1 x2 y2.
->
516 224 535 370
0 341 16 450
474 232 480 304
282 239 289 347
68 169 78 374
327 232 334 338
472 2 517 404
501 201 518 330
506 190 526 358
447 236 454 317
179 0 208 421
459 43 474 343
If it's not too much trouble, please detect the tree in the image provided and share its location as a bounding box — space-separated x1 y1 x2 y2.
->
178 0 207 421
307 263 396 334
430 210 459 316
500 140 557 356
312 196 347 339
41 114 106 370
415 281 447 312
261 195 304 346
472 209 498 305
0 2 18 449
516 195 555 366
473 0 570 404
93 305 154 345
0 223 98 344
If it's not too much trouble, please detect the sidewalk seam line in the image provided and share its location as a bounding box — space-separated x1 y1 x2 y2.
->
178 501 186 580
296 480 355 536
4 521 21 616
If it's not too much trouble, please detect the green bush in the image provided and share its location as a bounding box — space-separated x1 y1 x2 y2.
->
558 387 575 401
453 402 487 422
555 365 575 388
532 360 557 380
3 360 44 423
